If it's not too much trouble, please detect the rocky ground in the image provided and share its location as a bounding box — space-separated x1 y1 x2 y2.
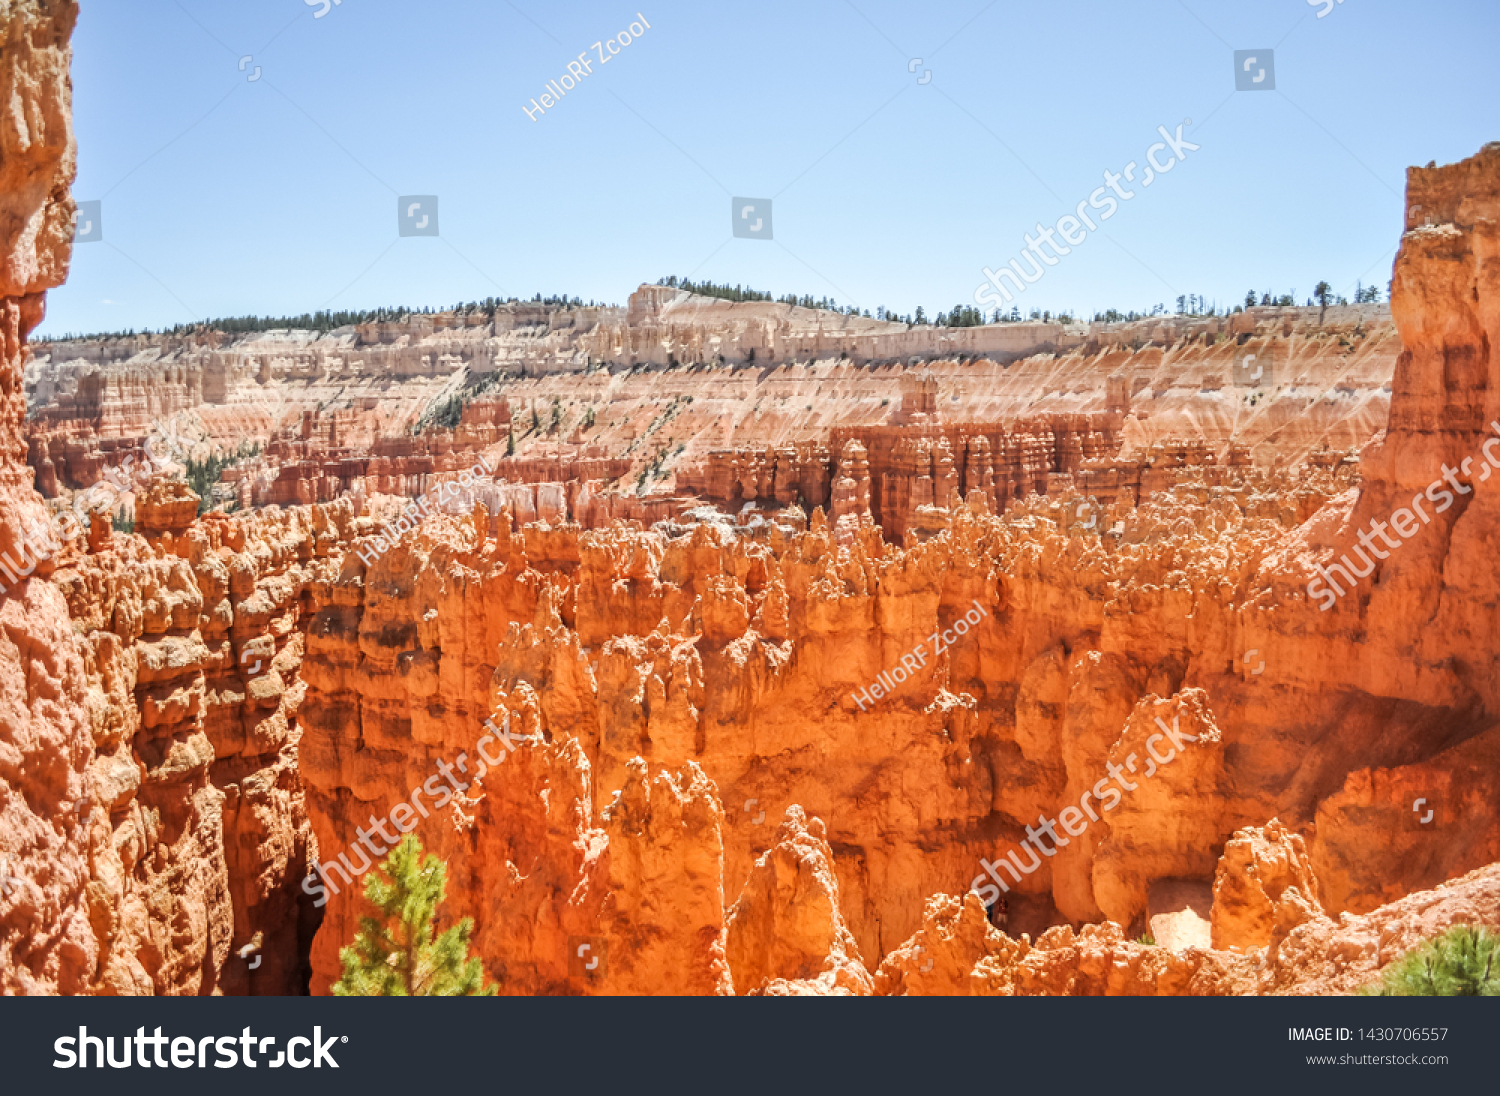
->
2 0 1497 998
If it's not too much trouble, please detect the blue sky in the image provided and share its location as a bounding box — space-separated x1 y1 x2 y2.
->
39 0 1500 337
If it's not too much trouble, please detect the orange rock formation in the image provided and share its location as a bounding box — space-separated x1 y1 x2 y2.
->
3 0 1498 999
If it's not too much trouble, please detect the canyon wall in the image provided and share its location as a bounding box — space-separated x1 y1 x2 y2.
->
26 289 1397 517
289 146 1500 994
0 0 96 994
4 0 1494 998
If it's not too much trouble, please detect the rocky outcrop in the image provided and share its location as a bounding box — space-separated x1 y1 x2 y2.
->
0 0 94 996
45 485 352 994
725 807 872 995
286 438 1465 985
681 412 1122 543
869 857 1500 997
1269 861 1500 996
593 760 733 995
29 299 1400 521
1211 820 1324 952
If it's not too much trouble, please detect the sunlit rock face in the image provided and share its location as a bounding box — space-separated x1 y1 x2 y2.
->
5 1 1498 997
286 145 1500 996
0 0 97 996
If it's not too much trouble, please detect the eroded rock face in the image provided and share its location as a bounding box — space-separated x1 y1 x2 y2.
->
1268 861 1500 996
875 891 1228 997
45 484 353 994
27 295 1399 539
281 438 1475 993
273 142 1500 997
319 142 1500 997
873 892 1026 996
0 0 95 996
6 0 1500 998
867 857 1500 997
725 806 872 996
1211 821 1324 952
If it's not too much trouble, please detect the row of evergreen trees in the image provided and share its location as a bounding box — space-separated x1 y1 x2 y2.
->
663 276 1383 329
657 278 1079 327
1094 306 1165 322
38 294 601 343
657 276 852 313
1164 281 1389 319
658 276 774 303
45 276 1392 345
1091 281 1389 323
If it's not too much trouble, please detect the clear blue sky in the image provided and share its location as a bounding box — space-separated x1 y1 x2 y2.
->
38 0 1500 337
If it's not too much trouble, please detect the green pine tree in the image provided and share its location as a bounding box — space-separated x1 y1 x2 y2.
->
506 423 517 456
331 835 496 997
1360 925 1500 996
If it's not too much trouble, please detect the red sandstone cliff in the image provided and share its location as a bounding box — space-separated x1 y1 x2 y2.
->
3 0 1496 997
0 0 95 994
